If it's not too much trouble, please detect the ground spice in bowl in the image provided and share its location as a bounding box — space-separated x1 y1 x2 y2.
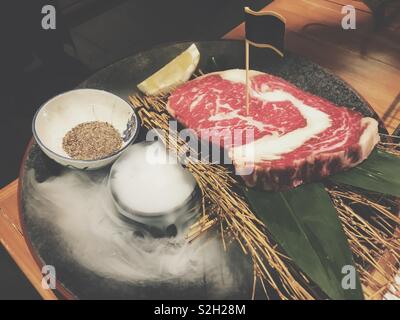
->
62 121 123 160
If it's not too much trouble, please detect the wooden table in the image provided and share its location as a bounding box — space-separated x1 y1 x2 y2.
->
1 0 399 299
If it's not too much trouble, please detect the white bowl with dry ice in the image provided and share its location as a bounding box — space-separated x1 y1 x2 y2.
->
32 89 139 170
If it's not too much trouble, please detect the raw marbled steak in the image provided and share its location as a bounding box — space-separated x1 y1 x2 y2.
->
167 69 380 190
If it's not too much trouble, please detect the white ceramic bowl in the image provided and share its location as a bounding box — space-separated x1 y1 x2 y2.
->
32 89 139 170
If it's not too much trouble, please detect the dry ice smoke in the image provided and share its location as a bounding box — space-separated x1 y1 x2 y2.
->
110 141 197 214
24 167 242 297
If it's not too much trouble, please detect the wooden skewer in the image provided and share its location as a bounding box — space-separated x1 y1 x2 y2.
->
245 39 250 115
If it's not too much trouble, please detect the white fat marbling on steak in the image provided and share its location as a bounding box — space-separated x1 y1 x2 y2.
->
230 89 332 161
206 95 280 132
209 69 333 161
189 93 206 111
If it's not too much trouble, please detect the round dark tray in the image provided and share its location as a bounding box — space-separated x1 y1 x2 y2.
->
19 40 387 299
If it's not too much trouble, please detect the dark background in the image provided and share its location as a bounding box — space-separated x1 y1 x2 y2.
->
0 0 270 300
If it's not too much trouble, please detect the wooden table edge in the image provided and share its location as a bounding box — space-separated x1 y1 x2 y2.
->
0 180 58 300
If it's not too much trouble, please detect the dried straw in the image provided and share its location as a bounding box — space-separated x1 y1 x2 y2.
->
324 134 400 298
327 184 400 299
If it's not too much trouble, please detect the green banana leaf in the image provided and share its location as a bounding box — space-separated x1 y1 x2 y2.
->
245 183 363 300
330 149 400 197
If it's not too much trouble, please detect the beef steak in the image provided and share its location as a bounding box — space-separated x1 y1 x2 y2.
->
167 69 380 190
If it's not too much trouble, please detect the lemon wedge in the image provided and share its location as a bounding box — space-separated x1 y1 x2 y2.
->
137 44 200 95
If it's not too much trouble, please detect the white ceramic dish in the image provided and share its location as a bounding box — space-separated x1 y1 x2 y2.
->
32 88 139 170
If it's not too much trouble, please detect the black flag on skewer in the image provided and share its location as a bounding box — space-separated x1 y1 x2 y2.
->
243 7 286 114
244 7 286 57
